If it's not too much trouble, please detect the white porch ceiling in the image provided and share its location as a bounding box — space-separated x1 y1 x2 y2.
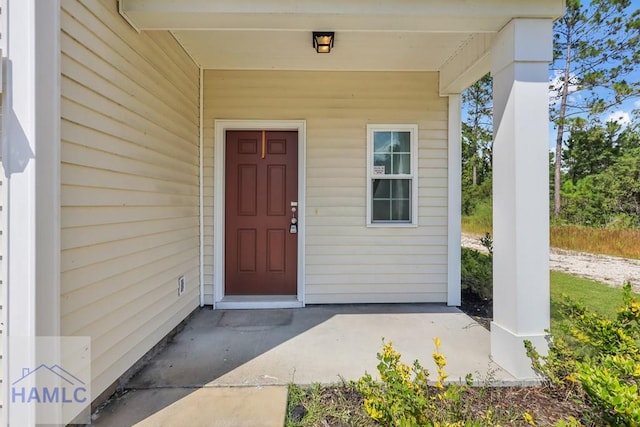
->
120 0 565 72
171 31 471 71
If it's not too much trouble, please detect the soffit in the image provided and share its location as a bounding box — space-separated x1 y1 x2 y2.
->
120 0 565 71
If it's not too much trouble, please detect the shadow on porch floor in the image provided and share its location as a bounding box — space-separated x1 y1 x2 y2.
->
92 304 513 426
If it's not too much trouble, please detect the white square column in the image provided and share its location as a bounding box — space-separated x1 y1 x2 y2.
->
2 0 61 335
2 2 62 423
490 19 553 378
447 94 462 306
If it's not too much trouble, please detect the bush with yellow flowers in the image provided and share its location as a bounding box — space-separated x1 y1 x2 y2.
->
356 338 472 427
526 282 640 426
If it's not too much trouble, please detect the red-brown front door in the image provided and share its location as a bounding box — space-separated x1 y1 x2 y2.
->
225 130 298 295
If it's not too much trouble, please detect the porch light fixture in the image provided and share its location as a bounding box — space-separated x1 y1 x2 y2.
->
312 32 334 53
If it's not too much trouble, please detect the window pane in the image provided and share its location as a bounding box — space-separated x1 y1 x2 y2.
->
372 179 411 223
373 132 392 153
372 179 390 198
392 154 410 174
391 199 410 221
372 200 390 221
391 179 410 198
374 131 411 176
392 132 411 153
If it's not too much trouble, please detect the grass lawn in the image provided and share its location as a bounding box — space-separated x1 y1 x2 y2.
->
550 271 638 347
550 270 632 321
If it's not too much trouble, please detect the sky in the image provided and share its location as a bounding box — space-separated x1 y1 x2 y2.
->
547 77 640 151
460 0 640 152
545 0 640 150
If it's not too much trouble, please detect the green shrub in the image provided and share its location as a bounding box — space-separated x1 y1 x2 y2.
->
578 355 640 424
526 283 640 426
473 200 493 229
461 198 493 235
461 248 492 301
461 180 492 217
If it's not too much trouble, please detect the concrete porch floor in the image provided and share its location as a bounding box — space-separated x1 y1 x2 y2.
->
92 304 515 426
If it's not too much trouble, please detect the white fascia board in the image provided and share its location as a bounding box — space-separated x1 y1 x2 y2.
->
119 0 565 31
120 0 565 15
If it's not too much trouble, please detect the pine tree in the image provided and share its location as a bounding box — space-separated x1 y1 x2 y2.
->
550 0 640 216
461 74 493 216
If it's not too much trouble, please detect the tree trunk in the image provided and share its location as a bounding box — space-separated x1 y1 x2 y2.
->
554 32 573 217
554 125 564 216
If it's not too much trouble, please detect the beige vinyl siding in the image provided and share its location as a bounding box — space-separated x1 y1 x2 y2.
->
60 0 200 398
203 70 448 304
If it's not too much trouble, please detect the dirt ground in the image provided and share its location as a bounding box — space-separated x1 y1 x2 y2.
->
461 233 640 293
289 373 591 426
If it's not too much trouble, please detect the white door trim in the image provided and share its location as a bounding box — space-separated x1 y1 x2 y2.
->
214 120 306 309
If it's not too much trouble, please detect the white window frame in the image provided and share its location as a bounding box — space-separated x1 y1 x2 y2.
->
366 124 419 227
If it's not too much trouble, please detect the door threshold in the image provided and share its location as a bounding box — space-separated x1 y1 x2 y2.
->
216 295 303 309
